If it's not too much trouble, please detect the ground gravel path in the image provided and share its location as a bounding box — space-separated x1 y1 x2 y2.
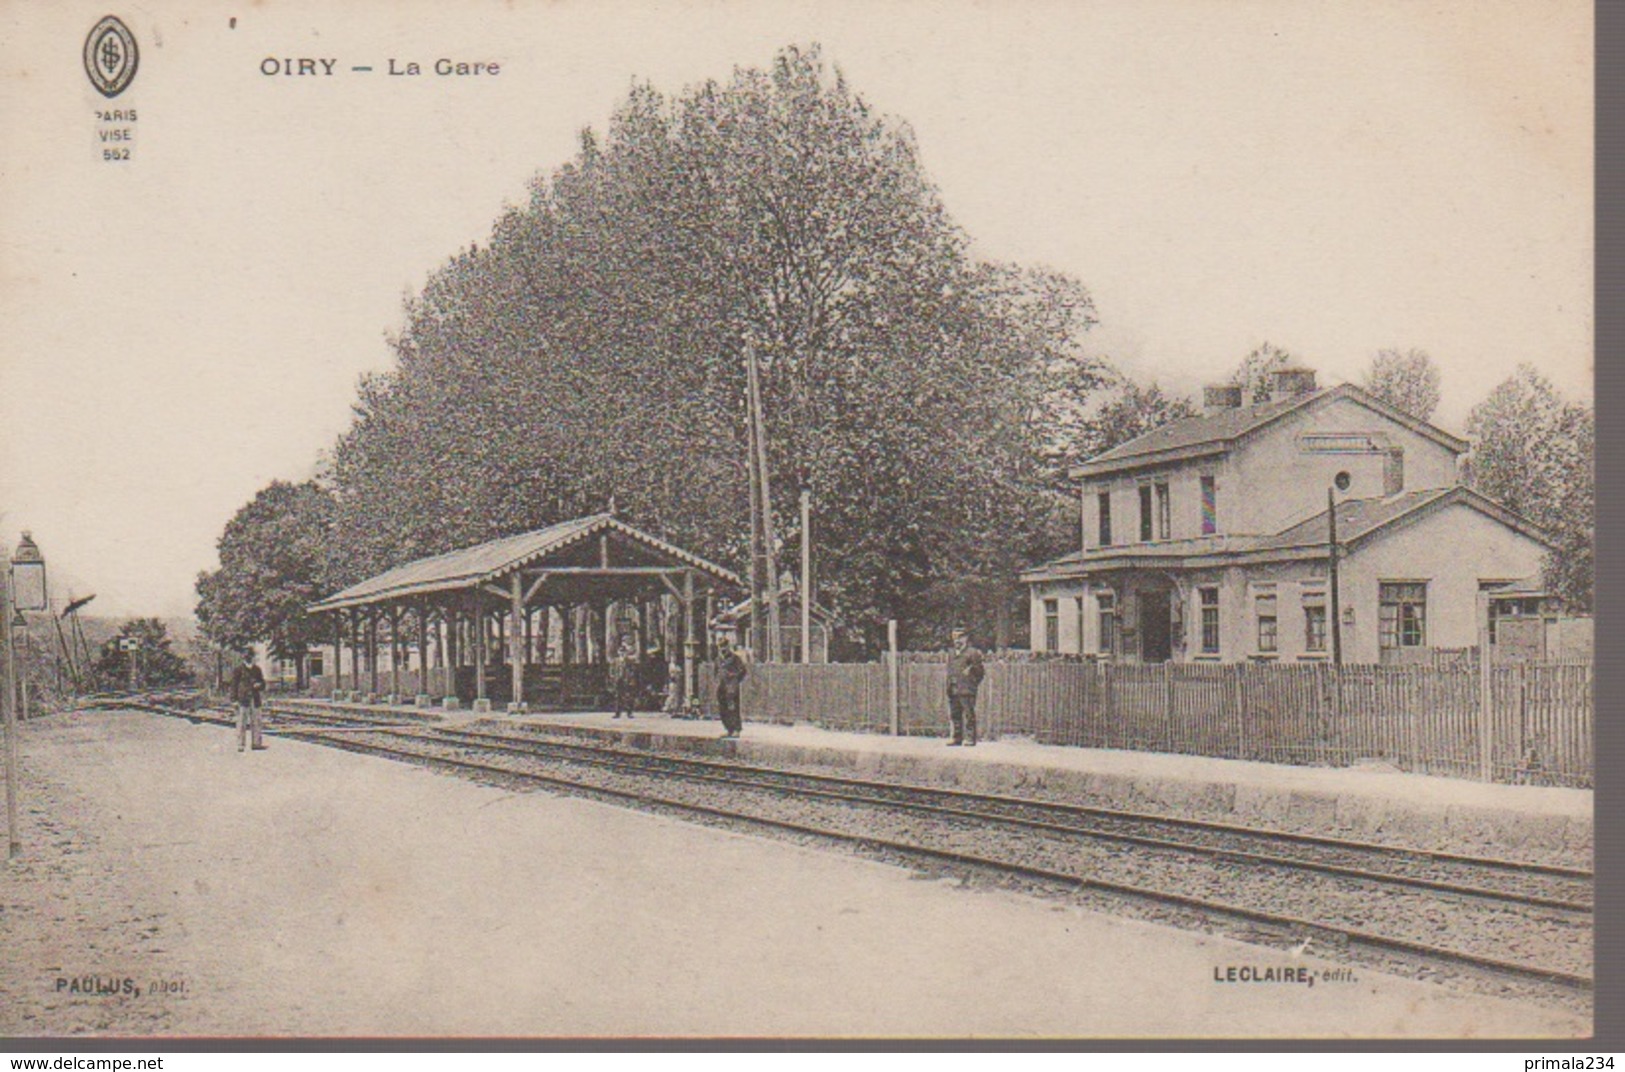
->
0 711 1590 1039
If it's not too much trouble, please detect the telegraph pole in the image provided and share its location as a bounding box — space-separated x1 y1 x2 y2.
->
1328 485 1343 666
746 365 763 661
745 345 781 661
800 489 812 664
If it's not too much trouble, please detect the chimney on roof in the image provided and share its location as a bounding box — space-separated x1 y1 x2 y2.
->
1268 365 1318 404
1202 383 1244 416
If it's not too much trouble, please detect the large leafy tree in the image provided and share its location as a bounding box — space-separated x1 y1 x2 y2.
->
196 480 336 680
1362 347 1441 422
1465 364 1594 610
326 45 1101 650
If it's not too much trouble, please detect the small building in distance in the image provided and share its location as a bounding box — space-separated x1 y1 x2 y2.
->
1022 365 1556 665
711 585 835 664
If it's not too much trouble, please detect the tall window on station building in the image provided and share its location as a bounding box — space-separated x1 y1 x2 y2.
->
1043 598 1059 653
1379 582 1428 650
1139 485 1153 542
1301 586 1327 653
1155 482 1171 540
1254 589 1278 654
1200 475 1218 535
1198 587 1220 655
1097 491 1112 547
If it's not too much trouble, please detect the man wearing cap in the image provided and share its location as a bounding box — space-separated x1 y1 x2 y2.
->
609 635 640 719
714 632 748 739
230 649 267 753
946 628 985 747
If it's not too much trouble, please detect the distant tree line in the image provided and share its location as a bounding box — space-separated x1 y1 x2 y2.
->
193 45 1594 669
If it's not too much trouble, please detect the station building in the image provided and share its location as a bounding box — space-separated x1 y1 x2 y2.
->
1022 366 1555 665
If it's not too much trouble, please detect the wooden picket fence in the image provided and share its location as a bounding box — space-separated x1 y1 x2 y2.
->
698 659 1592 788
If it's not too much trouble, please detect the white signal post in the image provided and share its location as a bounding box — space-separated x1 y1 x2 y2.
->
5 533 48 859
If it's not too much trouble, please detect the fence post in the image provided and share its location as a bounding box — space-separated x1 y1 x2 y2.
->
1476 591 1493 782
887 619 900 736
1231 664 1247 759
1517 663 1530 782
1161 664 1174 751
1102 661 1114 747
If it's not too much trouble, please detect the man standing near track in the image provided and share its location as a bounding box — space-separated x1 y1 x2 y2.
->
609 635 640 719
230 648 267 753
946 627 985 747
714 631 748 739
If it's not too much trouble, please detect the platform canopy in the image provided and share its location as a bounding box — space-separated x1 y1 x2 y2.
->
310 513 739 614
307 513 740 710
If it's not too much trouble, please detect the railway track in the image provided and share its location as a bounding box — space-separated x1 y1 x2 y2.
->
112 696 1593 1000
426 723 1593 914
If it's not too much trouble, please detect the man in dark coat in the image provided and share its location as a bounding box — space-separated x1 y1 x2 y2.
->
230 649 267 752
609 636 639 719
714 632 748 739
946 627 985 747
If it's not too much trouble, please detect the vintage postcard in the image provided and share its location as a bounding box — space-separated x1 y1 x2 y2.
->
0 0 1595 1044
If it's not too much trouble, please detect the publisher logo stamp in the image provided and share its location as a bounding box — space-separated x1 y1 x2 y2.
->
84 15 139 99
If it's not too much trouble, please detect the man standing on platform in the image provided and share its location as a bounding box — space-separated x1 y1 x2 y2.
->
609 635 639 719
715 632 748 739
946 627 985 747
231 649 267 753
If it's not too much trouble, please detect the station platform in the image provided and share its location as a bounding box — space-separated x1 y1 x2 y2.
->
269 698 1593 865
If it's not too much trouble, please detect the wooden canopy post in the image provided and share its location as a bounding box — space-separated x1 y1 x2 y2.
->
441 606 460 708
704 592 715 661
510 574 526 711
389 606 402 701
332 613 343 698
473 594 489 710
416 603 431 704
367 611 380 697
349 610 362 698
683 570 697 711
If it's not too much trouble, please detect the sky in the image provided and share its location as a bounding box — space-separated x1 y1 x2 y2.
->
0 0 1593 618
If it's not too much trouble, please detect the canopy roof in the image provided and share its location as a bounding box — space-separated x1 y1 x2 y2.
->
309 514 741 613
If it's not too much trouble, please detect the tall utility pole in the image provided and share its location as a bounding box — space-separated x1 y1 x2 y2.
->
745 344 781 662
746 369 763 661
800 489 812 664
1328 486 1342 666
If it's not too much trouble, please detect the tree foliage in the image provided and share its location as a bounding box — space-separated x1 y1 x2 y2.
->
1229 342 1297 404
1076 379 1197 461
1362 347 1441 422
92 618 192 690
1465 364 1594 610
323 45 1101 649
196 480 336 672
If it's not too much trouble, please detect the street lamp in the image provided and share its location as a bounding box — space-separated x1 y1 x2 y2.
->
5 532 47 859
1327 472 1350 666
11 533 47 612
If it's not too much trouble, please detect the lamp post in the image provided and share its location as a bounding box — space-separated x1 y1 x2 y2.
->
1327 473 1350 666
5 532 47 859
12 610 28 724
